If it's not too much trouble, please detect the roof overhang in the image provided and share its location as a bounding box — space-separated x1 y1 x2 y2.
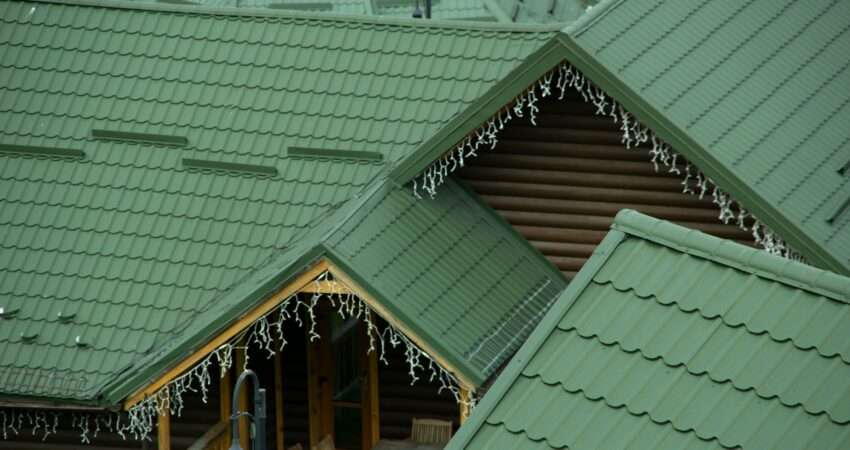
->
118 254 478 410
389 28 850 276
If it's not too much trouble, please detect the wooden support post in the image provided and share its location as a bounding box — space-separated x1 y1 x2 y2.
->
360 319 380 450
307 303 334 448
306 321 322 448
220 366 232 450
318 305 334 442
459 388 472 425
157 406 171 450
274 345 285 450
235 343 250 450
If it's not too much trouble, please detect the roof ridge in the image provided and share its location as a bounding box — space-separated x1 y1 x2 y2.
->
21 0 564 32
612 209 850 303
561 0 623 36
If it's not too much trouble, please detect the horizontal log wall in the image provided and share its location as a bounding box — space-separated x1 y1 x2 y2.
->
378 343 459 441
460 93 754 279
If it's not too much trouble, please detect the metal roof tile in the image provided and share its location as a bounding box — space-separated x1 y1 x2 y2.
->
449 211 850 450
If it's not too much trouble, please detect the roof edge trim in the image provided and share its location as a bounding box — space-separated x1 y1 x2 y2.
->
554 31 847 275
322 254 482 389
446 228 627 449
22 0 564 31
562 0 622 36
390 36 565 182
106 245 329 406
613 210 850 302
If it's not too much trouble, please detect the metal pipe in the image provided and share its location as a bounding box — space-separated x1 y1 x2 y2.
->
229 369 267 450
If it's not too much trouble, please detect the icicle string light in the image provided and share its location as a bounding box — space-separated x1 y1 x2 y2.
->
413 61 800 259
0 409 118 443
119 270 475 442
1 271 478 444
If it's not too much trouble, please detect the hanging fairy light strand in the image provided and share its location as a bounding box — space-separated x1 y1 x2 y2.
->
412 61 800 260
2 270 478 444
123 270 476 442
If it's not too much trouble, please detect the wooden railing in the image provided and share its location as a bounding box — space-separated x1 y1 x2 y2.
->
187 420 229 450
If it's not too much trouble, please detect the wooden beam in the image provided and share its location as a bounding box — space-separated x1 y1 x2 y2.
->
299 280 352 295
186 420 228 450
235 343 250 450
325 260 477 392
157 406 171 450
459 388 472 425
220 367 232 450
274 344 285 450
124 260 330 409
361 318 380 450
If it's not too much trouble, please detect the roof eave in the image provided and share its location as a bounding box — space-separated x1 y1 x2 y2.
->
100 244 329 405
392 25 847 275
553 32 848 276
323 247 486 388
389 35 568 183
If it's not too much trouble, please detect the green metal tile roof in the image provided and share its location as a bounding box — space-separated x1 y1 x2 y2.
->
105 178 566 401
391 0 850 275
567 0 850 275
447 210 850 450
0 0 558 404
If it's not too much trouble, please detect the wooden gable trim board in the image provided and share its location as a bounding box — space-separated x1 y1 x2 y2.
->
323 259 478 393
123 257 476 411
123 260 331 409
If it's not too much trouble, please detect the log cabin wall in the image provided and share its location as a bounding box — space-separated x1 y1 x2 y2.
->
378 342 459 441
458 92 754 279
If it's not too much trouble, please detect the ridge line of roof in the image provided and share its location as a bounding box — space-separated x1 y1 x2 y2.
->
612 210 850 303
317 175 392 243
562 0 622 36
20 0 565 32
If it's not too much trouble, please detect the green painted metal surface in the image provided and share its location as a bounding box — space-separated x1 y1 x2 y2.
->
392 0 850 275
0 0 556 403
325 178 566 386
567 0 850 273
105 178 566 401
447 209 850 450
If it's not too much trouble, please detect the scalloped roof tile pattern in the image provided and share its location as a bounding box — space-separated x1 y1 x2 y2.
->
570 0 850 273
447 210 850 450
0 0 554 401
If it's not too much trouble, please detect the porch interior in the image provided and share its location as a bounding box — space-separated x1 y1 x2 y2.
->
158 302 461 450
